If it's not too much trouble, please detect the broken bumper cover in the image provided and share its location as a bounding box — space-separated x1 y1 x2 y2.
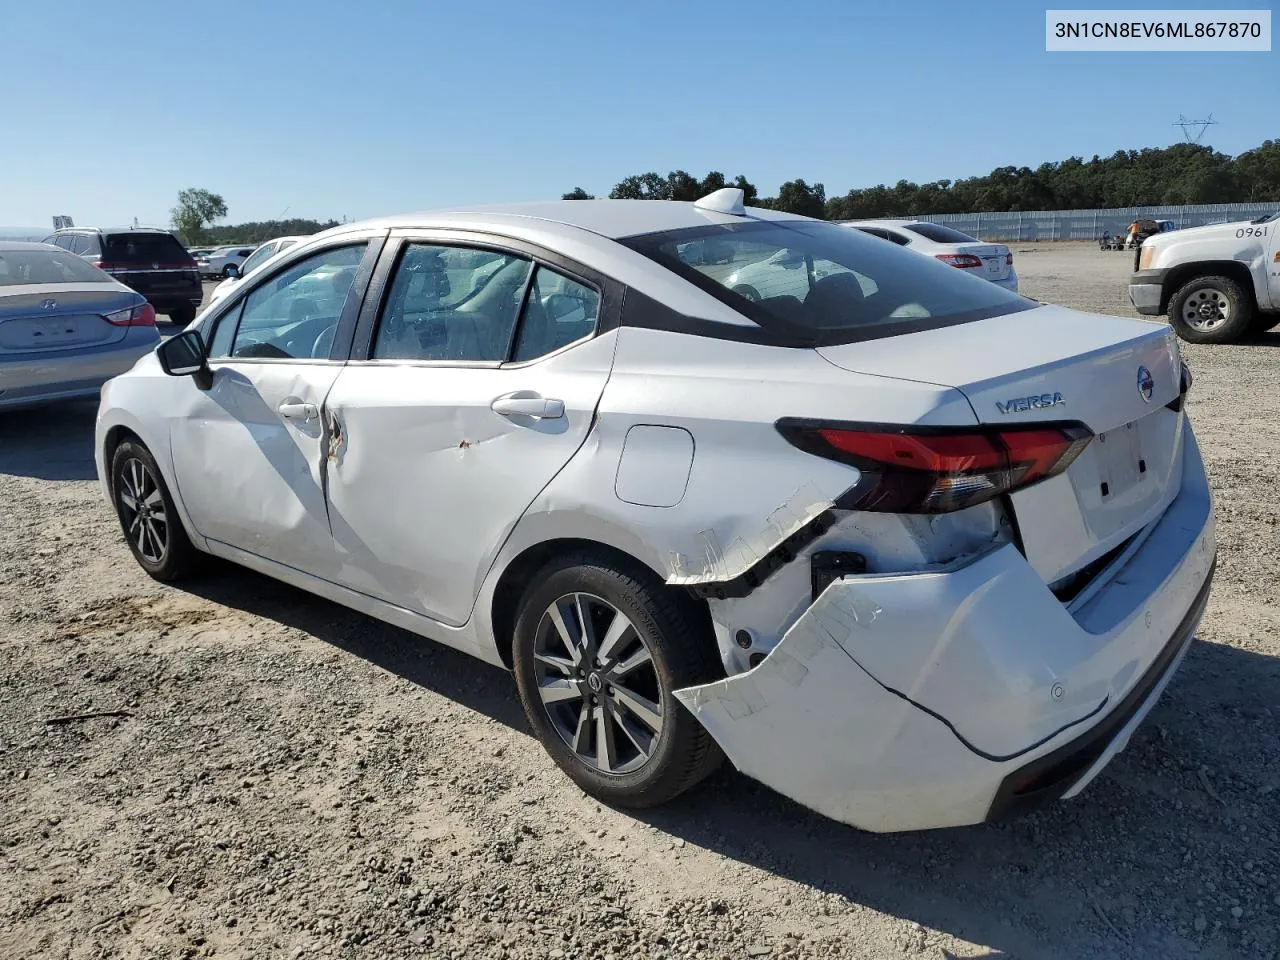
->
675 426 1215 833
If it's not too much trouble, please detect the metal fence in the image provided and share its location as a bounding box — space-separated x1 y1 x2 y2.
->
890 202 1277 242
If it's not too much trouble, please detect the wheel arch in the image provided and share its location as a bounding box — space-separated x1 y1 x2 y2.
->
1162 260 1258 314
488 536 712 671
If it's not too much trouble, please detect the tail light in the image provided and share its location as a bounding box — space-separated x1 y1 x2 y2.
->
104 303 157 327
935 253 983 269
776 420 1093 514
1006 252 1014 265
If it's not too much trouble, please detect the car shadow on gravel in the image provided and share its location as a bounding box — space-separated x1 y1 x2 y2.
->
0 400 99 481
628 636 1280 959
173 564 528 731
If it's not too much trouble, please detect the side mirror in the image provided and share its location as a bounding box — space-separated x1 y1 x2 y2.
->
157 329 212 388
226 264 240 278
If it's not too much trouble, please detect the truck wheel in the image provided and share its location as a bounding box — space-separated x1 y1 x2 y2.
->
1168 276 1253 344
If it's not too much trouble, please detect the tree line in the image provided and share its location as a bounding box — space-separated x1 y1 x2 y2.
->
563 139 1280 219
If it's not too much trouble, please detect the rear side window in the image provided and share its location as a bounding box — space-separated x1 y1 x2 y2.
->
104 233 190 264
624 220 1031 346
0 248 113 285
903 223 979 244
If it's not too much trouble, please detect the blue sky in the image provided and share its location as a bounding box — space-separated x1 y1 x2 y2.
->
2 0 1275 229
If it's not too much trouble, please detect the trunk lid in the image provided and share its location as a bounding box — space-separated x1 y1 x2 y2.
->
950 242 1010 282
816 305 1185 585
0 287 130 355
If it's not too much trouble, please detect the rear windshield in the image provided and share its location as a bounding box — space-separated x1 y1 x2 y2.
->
104 233 191 264
623 220 1032 345
0 248 112 285
903 222 980 244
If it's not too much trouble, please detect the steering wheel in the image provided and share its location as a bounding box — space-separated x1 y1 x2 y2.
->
312 323 338 358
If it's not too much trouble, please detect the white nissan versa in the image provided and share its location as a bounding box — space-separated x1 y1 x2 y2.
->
95 189 1214 832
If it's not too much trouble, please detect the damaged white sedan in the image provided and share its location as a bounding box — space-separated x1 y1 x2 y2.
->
95 189 1215 832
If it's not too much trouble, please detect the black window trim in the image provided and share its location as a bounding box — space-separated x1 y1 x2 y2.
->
620 221 1035 348
197 231 387 364
349 229 622 365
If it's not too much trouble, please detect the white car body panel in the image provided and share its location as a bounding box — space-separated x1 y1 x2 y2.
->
678 425 1213 831
94 198 1215 832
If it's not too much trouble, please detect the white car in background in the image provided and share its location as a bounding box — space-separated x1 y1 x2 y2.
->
844 220 1019 292
94 190 1213 833
197 245 255 280
209 236 306 304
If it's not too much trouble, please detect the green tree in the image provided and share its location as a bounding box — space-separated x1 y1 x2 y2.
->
561 187 595 200
772 179 826 218
170 188 228 243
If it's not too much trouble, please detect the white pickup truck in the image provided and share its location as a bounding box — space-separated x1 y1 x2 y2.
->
1129 211 1280 343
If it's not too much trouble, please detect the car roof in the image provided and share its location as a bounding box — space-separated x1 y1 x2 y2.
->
338 200 806 241
0 240 58 251
52 226 176 236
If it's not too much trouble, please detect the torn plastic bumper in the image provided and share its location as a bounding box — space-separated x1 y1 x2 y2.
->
674 430 1215 833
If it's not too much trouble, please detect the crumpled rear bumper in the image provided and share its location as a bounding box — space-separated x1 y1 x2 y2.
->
675 424 1215 832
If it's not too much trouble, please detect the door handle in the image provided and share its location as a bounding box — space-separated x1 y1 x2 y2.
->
491 394 565 420
278 401 318 423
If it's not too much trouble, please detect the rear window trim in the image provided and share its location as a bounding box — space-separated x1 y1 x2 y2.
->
620 221 1035 348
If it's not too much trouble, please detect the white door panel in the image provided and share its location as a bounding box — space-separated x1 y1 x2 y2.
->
170 362 341 577
324 333 616 626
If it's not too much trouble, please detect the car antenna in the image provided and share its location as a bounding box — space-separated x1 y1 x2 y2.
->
694 188 746 216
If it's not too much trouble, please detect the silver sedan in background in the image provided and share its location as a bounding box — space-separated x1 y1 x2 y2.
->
0 242 160 410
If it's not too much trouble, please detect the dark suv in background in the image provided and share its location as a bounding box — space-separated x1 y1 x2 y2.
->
42 227 202 325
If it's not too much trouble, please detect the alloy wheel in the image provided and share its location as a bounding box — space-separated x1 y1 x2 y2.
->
532 592 664 775
117 457 169 564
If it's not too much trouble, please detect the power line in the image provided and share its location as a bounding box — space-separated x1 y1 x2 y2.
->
1174 114 1217 144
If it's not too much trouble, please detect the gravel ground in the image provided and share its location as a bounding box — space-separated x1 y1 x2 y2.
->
2 244 1278 960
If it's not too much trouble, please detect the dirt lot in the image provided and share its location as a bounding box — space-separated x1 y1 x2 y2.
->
2 243 1278 960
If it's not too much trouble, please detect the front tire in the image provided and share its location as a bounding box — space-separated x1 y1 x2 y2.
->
732 284 761 302
512 553 723 808
167 304 197 326
110 440 202 582
1168 275 1253 344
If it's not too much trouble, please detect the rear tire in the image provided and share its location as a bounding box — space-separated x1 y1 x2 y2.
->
167 305 197 326
1168 275 1253 344
512 552 723 808
110 440 202 582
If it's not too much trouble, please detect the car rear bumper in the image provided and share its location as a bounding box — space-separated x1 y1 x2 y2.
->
992 268 1018 292
0 331 159 410
675 421 1214 832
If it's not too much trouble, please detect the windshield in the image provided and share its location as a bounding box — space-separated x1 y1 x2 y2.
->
623 220 1032 345
0 248 113 285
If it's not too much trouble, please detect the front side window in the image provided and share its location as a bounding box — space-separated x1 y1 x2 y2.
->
372 244 532 362
624 220 1031 345
238 241 278 276
216 243 368 360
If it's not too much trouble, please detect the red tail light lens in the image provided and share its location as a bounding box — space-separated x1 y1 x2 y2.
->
935 253 983 268
104 303 157 327
776 420 1093 513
